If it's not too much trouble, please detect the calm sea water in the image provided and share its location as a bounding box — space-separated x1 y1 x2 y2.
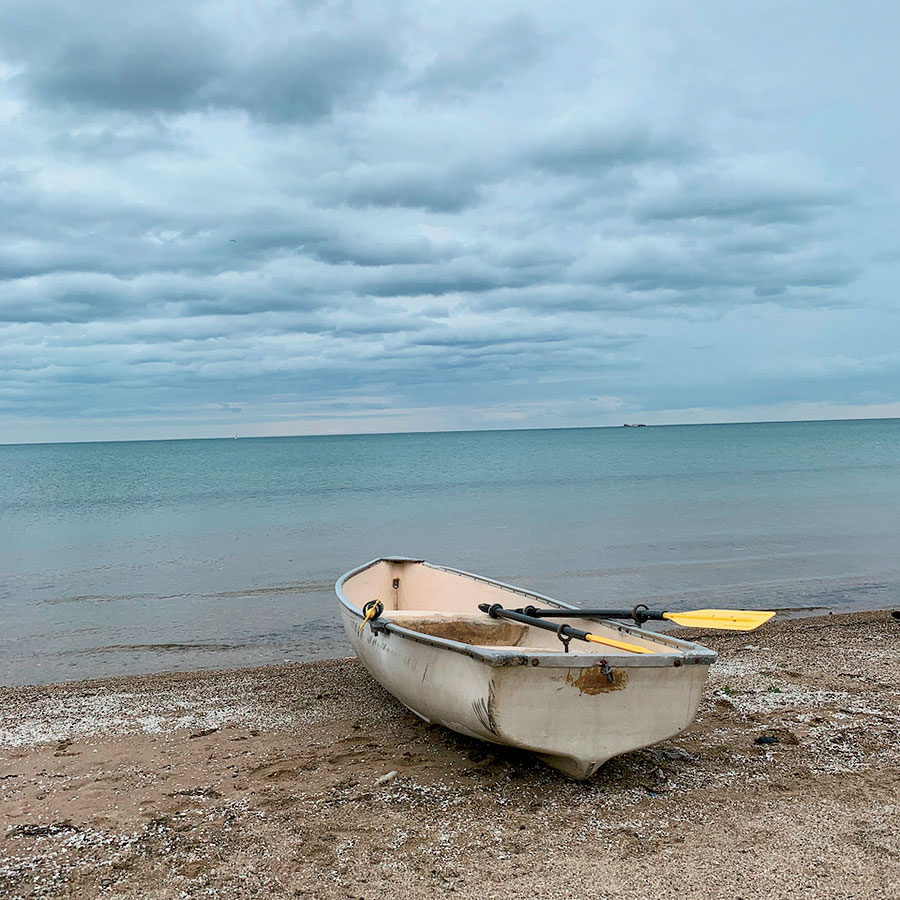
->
2 419 899 686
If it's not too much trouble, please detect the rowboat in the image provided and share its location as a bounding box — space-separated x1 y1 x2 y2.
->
336 557 718 778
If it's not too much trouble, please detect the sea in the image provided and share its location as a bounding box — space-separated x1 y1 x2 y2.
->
2 419 899 686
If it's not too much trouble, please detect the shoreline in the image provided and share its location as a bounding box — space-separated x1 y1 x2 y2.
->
6 579 899 689
2 610 899 898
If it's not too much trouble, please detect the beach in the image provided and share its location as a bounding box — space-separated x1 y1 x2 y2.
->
2 609 898 899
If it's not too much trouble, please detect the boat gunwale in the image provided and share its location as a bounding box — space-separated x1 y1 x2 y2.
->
336 557 717 669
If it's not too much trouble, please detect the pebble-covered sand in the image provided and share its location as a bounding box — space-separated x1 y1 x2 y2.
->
1 610 899 899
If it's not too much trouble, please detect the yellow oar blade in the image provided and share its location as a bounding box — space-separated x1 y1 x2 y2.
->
585 633 654 654
661 609 775 631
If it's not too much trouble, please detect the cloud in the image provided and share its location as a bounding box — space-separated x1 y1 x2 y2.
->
526 120 697 175
634 154 848 224
0 0 397 122
202 32 397 123
52 123 194 160
0 1 226 113
0 0 894 441
314 162 487 212
410 14 543 99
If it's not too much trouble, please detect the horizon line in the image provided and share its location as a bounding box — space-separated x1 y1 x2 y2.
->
2 414 897 448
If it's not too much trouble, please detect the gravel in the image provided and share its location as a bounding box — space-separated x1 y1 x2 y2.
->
1 610 898 900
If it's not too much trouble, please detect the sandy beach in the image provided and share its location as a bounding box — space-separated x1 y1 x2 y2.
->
2 609 898 899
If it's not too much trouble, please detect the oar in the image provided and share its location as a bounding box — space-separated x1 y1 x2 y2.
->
478 603 654 654
516 604 775 632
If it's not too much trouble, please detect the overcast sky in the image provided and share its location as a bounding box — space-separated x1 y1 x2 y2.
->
1 0 898 443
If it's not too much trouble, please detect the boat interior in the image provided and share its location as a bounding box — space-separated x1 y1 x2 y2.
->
341 558 675 656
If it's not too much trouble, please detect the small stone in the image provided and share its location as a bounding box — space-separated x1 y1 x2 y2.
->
188 727 218 740
374 770 398 787
656 748 696 762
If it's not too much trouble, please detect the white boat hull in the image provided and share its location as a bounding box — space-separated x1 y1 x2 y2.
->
337 558 715 778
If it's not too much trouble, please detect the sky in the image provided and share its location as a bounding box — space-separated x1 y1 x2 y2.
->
0 0 898 443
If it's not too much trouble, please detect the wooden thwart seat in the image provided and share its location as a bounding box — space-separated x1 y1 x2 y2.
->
385 610 529 646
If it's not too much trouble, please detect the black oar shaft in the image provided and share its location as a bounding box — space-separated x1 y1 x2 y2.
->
518 606 665 624
478 603 590 642
481 603 656 653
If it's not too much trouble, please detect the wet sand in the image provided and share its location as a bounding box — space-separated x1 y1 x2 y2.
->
2 610 899 899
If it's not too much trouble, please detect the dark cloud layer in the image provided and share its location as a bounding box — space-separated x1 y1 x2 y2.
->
0 1 396 122
0 0 897 440
0 2 224 112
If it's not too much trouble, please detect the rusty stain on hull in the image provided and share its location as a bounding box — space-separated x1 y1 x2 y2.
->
565 665 628 694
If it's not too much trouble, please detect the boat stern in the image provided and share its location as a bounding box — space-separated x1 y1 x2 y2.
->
485 655 711 778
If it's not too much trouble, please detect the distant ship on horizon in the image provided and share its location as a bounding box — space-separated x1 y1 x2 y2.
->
622 423 647 428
